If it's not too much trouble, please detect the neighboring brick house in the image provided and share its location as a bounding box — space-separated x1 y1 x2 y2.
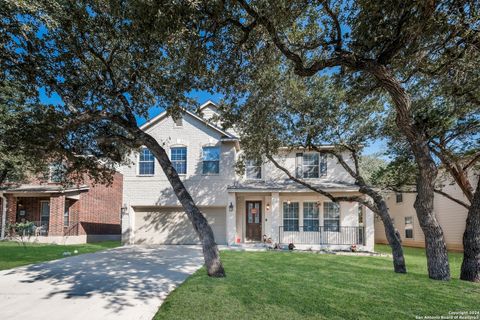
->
0 171 123 244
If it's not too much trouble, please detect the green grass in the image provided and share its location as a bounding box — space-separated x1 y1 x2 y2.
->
0 240 120 270
155 245 480 320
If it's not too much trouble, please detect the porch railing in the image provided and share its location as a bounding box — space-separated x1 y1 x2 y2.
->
8 221 81 237
278 226 365 245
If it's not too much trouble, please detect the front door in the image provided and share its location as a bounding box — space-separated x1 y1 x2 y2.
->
246 201 262 242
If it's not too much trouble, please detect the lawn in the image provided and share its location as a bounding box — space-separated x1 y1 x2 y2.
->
156 245 480 320
0 240 120 270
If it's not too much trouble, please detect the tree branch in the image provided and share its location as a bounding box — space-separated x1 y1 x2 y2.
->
265 154 377 212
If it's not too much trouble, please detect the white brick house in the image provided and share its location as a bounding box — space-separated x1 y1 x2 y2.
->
120 101 374 251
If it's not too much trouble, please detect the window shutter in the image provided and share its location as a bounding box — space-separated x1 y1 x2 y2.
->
295 153 303 178
320 153 327 176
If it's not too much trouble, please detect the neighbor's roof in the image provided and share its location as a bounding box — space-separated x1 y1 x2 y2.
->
140 101 238 140
4 184 90 194
227 179 360 193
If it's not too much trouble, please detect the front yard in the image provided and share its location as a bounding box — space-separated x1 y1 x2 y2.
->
0 240 120 270
156 245 480 320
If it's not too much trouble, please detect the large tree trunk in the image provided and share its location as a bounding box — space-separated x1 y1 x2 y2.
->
141 132 225 277
370 65 450 280
372 196 406 273
461 179 480 282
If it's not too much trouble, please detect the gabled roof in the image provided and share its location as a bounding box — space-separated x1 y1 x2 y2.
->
140 103 237 140
198 100 220 113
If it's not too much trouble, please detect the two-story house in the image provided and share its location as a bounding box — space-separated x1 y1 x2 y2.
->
121 101 374 251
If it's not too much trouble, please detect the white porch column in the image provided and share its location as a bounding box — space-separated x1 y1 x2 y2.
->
364 206 375 251
226 192 236 245
270 192 280 243
121 204 134 245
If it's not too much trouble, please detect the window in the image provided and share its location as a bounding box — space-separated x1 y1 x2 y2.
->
295 152 327 178
64 200 70 227
303 202 319 231
303 153 319 178
139 148 155 175
396 193 403 203
405 216 413 239
324 202 340 232
171 147 187 174
202 146 220 174
49 162 66 183
283 202 299 231
245 159 262 180
174 116 183 127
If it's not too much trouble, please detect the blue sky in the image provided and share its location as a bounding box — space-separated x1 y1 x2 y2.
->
40 88 384 155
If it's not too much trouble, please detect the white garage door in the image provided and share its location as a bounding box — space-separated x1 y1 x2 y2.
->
134 207 226 245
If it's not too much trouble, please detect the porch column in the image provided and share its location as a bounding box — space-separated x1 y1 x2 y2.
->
270 192 280 243
49 194 65 236
121 204 134 245
6 194 16 224
226 192 236 245
364 206 375 251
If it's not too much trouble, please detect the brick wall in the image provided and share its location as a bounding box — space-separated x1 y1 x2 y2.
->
49 194 65 236
78 172 123 235
6 194 16 224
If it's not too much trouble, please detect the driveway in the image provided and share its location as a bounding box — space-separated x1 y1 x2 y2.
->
0 245 204 320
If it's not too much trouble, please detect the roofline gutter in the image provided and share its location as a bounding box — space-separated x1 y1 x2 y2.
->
3 186 90 195
1 192 6 240
226 188 360 193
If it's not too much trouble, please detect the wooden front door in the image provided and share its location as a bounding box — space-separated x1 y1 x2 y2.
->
246 201 262 242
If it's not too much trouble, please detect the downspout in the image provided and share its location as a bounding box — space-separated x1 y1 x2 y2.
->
1 193 6 240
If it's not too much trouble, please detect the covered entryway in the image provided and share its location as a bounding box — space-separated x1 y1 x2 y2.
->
133 207 227 245
245 201 262 241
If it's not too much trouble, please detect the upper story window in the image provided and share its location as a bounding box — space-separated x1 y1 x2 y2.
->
139 148 155 175
171 147 187 175
245 159 262 180
174 116 183 127
202 146 220 174
324 202 340 232
396 193 403 203
49 162 66 183
295 152 327 179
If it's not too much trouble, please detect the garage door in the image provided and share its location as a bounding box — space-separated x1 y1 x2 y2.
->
134 207 226 245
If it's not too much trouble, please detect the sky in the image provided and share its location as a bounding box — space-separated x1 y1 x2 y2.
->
40 88 384 156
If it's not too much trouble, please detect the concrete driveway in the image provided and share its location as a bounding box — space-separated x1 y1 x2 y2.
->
0 245 204 320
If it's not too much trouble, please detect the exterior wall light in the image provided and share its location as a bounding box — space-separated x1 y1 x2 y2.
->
229 202 234 212
266 203 270 211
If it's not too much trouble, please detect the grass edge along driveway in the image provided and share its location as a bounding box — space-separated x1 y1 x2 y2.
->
156 245 480 320
0 240 120 270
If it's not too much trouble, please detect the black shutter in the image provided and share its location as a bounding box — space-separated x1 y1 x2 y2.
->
320 153 327 176
295 153 303 178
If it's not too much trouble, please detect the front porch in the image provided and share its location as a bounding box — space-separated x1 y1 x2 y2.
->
2 189 86 239
226 185 374 251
